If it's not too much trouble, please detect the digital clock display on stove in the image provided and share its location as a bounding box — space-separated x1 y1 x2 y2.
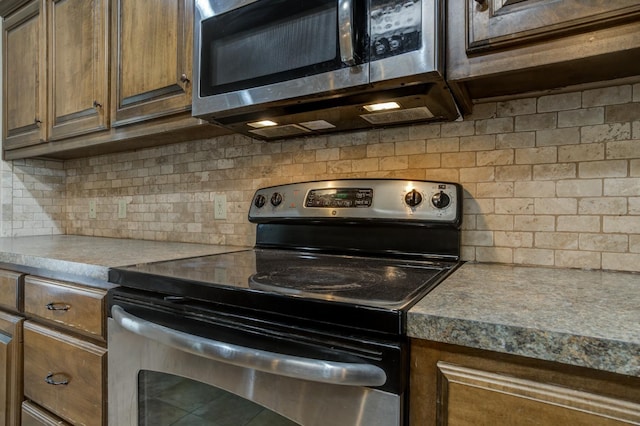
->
305 188 373 208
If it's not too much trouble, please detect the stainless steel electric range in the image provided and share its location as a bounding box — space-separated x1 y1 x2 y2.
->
107 179 463 426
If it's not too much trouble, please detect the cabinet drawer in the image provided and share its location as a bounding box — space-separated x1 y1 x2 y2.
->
22 400 70 426
24 276 106 341
0 269 23 312
23 321 106 426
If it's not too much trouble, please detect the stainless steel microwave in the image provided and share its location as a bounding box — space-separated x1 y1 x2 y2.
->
192 0 459 140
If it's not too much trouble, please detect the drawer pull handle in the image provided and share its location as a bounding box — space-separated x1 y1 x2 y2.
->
45 372 69 386
46 302 71 311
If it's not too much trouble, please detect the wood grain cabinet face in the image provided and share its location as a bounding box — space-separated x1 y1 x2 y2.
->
23 276 107 342
0 311 24 426
22 400 71 426
111 0 193 126
23 321 106 426
467 0 640 54
2 0 47 150
47 0 109 140
0 269 24 312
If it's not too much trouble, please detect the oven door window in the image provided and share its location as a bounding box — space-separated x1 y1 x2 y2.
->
138 370 299 425
199 0 364 96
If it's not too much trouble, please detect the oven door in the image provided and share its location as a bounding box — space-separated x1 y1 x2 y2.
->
108 303 404 425
193 0 370 119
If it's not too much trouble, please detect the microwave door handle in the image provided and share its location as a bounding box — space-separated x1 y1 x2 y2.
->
111 305 387 387
338 0 356 65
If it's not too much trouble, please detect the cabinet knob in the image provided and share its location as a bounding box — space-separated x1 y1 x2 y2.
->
93 100 103 109
46 302 71 311
34 118 42 125
45 372 70 386
180 73 190 84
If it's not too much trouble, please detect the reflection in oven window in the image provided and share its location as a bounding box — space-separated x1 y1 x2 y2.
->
138 370 299 425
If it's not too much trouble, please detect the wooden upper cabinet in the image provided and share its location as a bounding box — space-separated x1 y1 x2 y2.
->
47 0 109 140
467 0 640 54
2 0 46 150
111 0 193 127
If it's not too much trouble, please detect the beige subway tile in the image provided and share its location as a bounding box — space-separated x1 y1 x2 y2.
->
462 215 477 229
632 160 640 177
535 232 578 249
494 198 534 215
580 123 631 144
425 169 460 182
380 127 410 142
558 143 605 162
462 198 495 214
555 250 601 269
606 140 640 159
513 248 554 265
460 134 496 151
556 179 602 197
603 216 640 233
514 181 556 197
395 140 426 155
538 92 582 112
495 165 532 182
579 233 628 252
441 121 475 137
536 127 580 146
515 113 557 132
460 246 476 261
579 160 628 178
602 253 640 272
532 163 576 180
475 117 514 135
409 123 441 140
496 132 535 149
408 153 441 169
459 166 495 182
477 214 514 231
327 160 353 174
605 103 640 124
604 178 640 196
461 230 493 246
426 137 460 153
366 143 395 157
494 231 533 248
477 149 514 166
515 147 557 164
315 148 340 161
630 235 640 253
302 162 327 175
476 247 513 263
634 121 640 140
351 158 379 172
476 182 514 198
579 197 627 215
514 215 555 231
535 198 577 215
583 85 632 107
340 145 367 160
630 197 640 214
380 156 409 171
442 152 476 168
497 98 536 117
466 102 497 120
557 215 600 232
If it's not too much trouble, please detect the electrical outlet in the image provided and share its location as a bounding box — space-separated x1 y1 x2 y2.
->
214 194 227 219
118 200 127 219
89 200 97 219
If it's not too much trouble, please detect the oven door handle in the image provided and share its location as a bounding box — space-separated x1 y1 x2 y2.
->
111 305 387 387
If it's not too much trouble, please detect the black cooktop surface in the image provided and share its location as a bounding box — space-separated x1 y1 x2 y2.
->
109 248 457 310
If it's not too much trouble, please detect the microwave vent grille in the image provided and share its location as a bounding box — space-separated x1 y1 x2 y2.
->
360 107 435 125
248 124 311 139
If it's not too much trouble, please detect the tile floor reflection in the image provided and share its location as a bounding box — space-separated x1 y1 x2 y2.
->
138 370 298 426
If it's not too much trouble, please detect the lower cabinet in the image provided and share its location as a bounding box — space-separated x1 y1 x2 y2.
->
23 321 107 426
22 400 70 426
410 339 640 425
0 310 23 425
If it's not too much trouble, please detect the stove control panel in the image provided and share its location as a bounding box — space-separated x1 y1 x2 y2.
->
249 179 462 224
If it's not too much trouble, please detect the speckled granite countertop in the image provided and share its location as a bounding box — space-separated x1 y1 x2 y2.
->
407 263 640 378
0 235 248 286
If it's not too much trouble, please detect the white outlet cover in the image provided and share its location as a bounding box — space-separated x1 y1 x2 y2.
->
214 194 227 220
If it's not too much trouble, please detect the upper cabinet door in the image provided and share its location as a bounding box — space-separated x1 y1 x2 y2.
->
468 0 640 54
111 0 193 127
2 0 46 150
48 0 109 140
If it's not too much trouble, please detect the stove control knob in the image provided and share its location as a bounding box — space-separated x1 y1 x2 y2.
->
431 191 451 209
270 192 283 207
254 194 266 208
404 189 423 207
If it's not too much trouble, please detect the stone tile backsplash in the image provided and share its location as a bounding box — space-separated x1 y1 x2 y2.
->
2 83 640 272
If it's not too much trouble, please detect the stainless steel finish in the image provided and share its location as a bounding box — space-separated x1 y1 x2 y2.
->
249 179 460 222
112 305 387 387
194 0 259 19
109 317 403 426
338 0 356 65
